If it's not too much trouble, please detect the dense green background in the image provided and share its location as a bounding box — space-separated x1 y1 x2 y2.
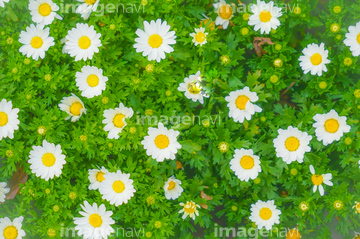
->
1 0 360 238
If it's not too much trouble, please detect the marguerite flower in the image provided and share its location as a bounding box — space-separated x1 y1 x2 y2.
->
213 0 234 29
102 103 134 140
313 109 351 146
88 166 109 190
0 99 20 140
134 19 176 62
28 0 62 25
189 28 208 46
75 0 100 20
225 87 262 123
19 24 55 61
0 182 10 203
63 23 102 61
98 170 136 206
299 43 330 76
344 22 360 57
0 0 9 8
163 176 183 200
230 148 261 182
74 201 115 239
179 201 200 220
75 66 108 98
141 122 182 162
309 165 333 196
248 0 282 34
28 140 66 181
177 71 209 104
58 93 87 122
0 216 26 239
249 200 281 230
273 126 312 164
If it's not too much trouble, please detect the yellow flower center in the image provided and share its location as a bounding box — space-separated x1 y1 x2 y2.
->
85 0 97 5
195 32 206 43
311 174 323 186
3 226 18 239
38 3 52 16
187 82 201 94
78 36 91 49
285 136 300 151
70 102 83 116
167 180 175 190
259 207 272 220
235 95 249 110
0 112 8 126
324 118 339 133
42 153 56 167
286 228 301 239
96 172 105 182
88 214 102 228
154 134 170 149
184 202 196 213
31 36 43 49
356 33 360 44
112 180 125 193
87 74 99 87
219 5 233 19
259 10 272 22
113 114 126 128
240 155 255 170
148 34 163 48
310 53 322 66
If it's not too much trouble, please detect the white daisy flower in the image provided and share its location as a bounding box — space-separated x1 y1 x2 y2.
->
19 24 55 61
0 182 10 203
102 103 134 140
63 23 102 61
344 21 360 57
179 201 200 220
213 0 234 29
189 27 208 46
98 170 136 207
28 140 66 181
88 166 109 190
134 19 176 62
309 165 333 196
75 66 108 98
58 93 87 122
230 148 261 182
177 71 209 104
163 176 183 200
75 0 100 20
0 0 9 8
141 122 182 162
273 126 312 164
248 0 282 34
74 201 115 239
28 0 62 25
299 43 331 76
0 216 26 239
313 109 351 146
225 87 262 123
0 99 20 141
249 200 281 230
